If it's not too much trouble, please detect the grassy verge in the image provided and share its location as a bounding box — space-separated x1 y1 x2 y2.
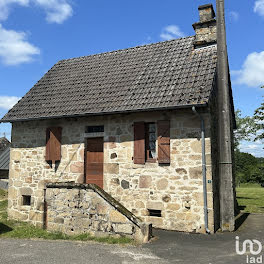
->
0 190 132 244
0 189 7 200
236 183 264 214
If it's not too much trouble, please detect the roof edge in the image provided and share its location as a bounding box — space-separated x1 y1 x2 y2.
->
0 103 208 123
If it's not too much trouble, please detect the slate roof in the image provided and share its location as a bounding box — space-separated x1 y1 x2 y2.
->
0 137 10 155
1 36 217 122
0 147 10 170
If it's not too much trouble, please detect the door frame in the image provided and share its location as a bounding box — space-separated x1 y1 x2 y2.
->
84 137 104 187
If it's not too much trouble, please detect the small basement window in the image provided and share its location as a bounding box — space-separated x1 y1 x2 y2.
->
22 195 31 206
148 209 161 217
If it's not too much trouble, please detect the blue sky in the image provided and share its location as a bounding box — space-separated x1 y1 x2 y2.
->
0 0 263 157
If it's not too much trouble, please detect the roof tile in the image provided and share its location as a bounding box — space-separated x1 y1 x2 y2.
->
1 36 217 122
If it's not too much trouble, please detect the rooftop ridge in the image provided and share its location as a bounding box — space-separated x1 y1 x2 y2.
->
59 36 195 63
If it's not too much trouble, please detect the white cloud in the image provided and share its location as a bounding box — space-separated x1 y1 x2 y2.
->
0 1 72 66
34 0 73 24
0 24 40 65
239 140 264 157
160 25 185 41
254 0 264 17
0 0 29 21
0 95 20 110
229 11 239 21
247 144 259 149
231 51 264 87
140 36 153 46
0 0 72 23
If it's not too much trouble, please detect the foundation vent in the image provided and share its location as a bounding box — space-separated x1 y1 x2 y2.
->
22 195 31 206
148 209 161 217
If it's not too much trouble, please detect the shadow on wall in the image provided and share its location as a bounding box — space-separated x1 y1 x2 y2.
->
11 110 209 148
45 143 82 175
10 110 210 175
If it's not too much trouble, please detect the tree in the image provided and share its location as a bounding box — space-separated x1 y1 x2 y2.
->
253 87 264 144
234 109 263 185
234 110 256 150
234 88 264 185
235 152 264 185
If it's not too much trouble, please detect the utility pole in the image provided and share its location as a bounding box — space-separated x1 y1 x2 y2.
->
216 0 235 231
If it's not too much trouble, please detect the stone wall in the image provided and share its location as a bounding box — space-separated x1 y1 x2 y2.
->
193 21 216 44
45 182 151 243
8 109 215 233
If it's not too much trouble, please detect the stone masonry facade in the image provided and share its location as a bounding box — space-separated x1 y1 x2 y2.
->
45 182 151 243
8 109 216 233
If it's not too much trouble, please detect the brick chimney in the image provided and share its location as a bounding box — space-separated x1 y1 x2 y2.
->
192 4 216 48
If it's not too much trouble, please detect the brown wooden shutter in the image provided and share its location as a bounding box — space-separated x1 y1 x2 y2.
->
46 127 62 163
134 122 145 164
158 120 170 164
45 128 51 161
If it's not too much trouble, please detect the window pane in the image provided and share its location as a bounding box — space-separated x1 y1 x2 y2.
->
86 126 104 133
148 124 156 132
149 141 155 150
149 132 156 141
150 150 156 158
146 123 157 160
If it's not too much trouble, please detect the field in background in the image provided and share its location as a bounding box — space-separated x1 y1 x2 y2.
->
236 183 264 214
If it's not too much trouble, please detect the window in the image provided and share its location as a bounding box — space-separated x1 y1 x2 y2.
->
145 123 157 162
134 120 170 164
86 126 104 133
148 209 161 217
22 195 31 206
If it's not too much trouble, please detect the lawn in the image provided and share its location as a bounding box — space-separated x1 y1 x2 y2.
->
0 188 7 200
236 183 264 214
0 189 132 244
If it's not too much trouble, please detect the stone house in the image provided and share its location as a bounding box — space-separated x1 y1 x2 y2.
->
1 4 236 235
0 137 10 179
0 137 10 156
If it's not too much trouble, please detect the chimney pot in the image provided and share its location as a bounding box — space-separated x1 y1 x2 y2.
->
192 3 217 48
198 4 216 22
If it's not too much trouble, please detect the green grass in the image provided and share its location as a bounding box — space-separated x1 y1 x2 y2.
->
236 183 264 214
0 200 8 211
0 189 7 200
0 191 132 244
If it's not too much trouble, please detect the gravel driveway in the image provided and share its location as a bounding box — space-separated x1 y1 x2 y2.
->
0 214 263 264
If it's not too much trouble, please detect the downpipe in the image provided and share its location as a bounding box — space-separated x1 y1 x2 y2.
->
192 106 210 234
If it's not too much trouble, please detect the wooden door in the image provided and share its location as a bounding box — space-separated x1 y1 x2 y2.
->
85 137 104 188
